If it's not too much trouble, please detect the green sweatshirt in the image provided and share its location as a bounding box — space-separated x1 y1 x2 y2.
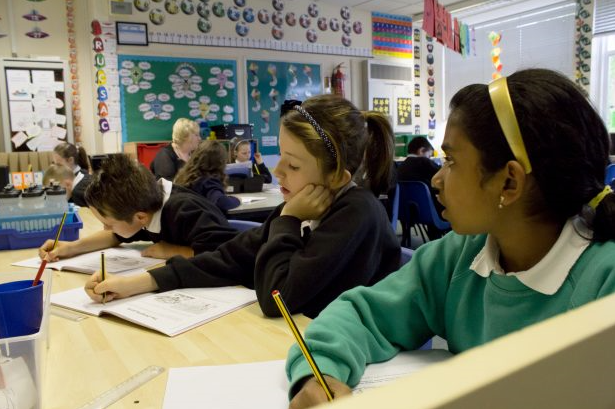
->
286 232 615 391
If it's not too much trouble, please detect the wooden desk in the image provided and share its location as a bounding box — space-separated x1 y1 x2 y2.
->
0 208 309 409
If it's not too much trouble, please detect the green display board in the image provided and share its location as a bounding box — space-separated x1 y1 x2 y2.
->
119 55 237 142
246 60 321 155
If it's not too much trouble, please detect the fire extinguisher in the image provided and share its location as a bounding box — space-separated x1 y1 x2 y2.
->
331 63 345 98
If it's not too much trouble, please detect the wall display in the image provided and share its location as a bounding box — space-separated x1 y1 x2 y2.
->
574 0 592 92
66 0 81 142
0 59 73 152
245 59 321 155
397 97 411 126
426 36 435 139
372 12 413 59
92 21 121 134
488 31 502 80
119 55 237 143
137 0 370 56
422 0 470 56
372 98 390 115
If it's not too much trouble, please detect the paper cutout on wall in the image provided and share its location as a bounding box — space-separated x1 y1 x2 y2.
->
372 12 412 59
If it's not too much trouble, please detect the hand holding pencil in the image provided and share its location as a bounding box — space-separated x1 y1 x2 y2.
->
272 290 352 408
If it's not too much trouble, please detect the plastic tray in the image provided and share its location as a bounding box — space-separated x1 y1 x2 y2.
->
0 210 83 250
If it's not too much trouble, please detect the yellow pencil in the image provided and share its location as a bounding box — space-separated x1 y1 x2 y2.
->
101 252 107 304
271 290 334 401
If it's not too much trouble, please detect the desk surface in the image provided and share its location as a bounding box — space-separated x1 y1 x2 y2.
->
0 208 309 409
229 185 284 215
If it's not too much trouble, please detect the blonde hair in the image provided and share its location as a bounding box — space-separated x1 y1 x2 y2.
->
43 164 74 186
172 118 199 145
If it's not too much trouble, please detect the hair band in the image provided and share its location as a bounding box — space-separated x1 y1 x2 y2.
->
293 105 337 159
488 77 532 174
589 185 612 209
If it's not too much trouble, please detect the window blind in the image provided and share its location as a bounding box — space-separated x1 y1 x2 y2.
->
594 0 615 36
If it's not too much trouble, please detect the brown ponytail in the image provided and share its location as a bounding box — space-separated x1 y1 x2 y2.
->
361 111 395 196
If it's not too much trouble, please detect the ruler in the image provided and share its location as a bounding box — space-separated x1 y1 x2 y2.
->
78 365 165 409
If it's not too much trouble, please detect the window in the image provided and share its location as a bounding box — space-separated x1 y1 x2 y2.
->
444 2 575 115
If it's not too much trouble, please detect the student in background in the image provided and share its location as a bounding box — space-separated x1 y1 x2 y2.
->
150 118 201 180
231 138 273 183
39 155 237 261
84 95 400 319
42 163 91 207
396 136 440 185
174 140 241 214
285 69 615 408
397 136 446 240
53 142 91 176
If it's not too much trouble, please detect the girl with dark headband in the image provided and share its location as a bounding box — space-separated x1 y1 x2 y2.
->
84 94 401 319
286 69 615 407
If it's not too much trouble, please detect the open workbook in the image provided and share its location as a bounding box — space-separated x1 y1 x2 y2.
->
50 286 257 336
162 349 453 408
13 247 164 274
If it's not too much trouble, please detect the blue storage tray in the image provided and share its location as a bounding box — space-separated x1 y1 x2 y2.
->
0 210 83 250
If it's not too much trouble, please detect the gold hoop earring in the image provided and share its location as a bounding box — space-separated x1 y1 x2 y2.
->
498 196 504 209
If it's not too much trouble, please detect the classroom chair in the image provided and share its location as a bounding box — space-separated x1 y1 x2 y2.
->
389 183 400 234
400 246 414 267
605 164 615 186
398 181 451 246
228 219 262 232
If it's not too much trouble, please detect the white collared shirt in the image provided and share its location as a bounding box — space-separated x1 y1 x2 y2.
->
72 171 84 189
145 178 173 234
300 181 357 236
470 217 591 295
73 165 82 175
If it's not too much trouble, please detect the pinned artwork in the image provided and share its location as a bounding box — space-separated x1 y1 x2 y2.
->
23 10 46 22
488 31 502 80
372 98 390 116
425 36 436 138
397 98 412 126
119 55 237 142
246 59 321 154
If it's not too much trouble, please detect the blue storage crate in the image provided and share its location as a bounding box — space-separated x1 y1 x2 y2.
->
0 210 83 250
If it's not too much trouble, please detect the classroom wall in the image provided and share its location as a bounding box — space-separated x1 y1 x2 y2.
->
0 0 446 157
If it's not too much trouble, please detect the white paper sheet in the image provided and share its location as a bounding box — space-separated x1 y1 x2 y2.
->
162 350 452 408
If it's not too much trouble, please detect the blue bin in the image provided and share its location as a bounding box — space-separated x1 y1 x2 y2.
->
0 209 82 250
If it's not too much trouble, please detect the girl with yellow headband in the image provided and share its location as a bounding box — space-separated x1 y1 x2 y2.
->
286 68 615 407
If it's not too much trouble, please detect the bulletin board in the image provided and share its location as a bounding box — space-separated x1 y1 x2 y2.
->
0 58 73 152
246 59 321 155
119 55 238 142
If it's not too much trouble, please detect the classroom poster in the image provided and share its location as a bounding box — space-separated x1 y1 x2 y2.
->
245 59 321 155
119 55 237 142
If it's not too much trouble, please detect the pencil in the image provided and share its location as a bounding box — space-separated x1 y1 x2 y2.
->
101 252 107 304
33 212 68 287
271 290 334 401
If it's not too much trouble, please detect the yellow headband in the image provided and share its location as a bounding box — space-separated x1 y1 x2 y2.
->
488 77 532 174
589 185 612 209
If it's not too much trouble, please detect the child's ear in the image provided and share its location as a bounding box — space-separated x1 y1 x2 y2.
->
328 169 352 189
133 211 150 227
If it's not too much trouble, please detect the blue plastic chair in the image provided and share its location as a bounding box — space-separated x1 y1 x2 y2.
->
605 164 615 186
389 183 400 234
398 181 451 246
228 219 262 232
400 246 414 267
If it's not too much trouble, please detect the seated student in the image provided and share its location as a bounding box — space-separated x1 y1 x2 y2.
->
285 69 615 408
84 95 401 319
174 140 241 213
150 118 201 180
53 142 91 176
39 155 238 261
42 163 91 207
397 136 446 240
231 138 273 183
